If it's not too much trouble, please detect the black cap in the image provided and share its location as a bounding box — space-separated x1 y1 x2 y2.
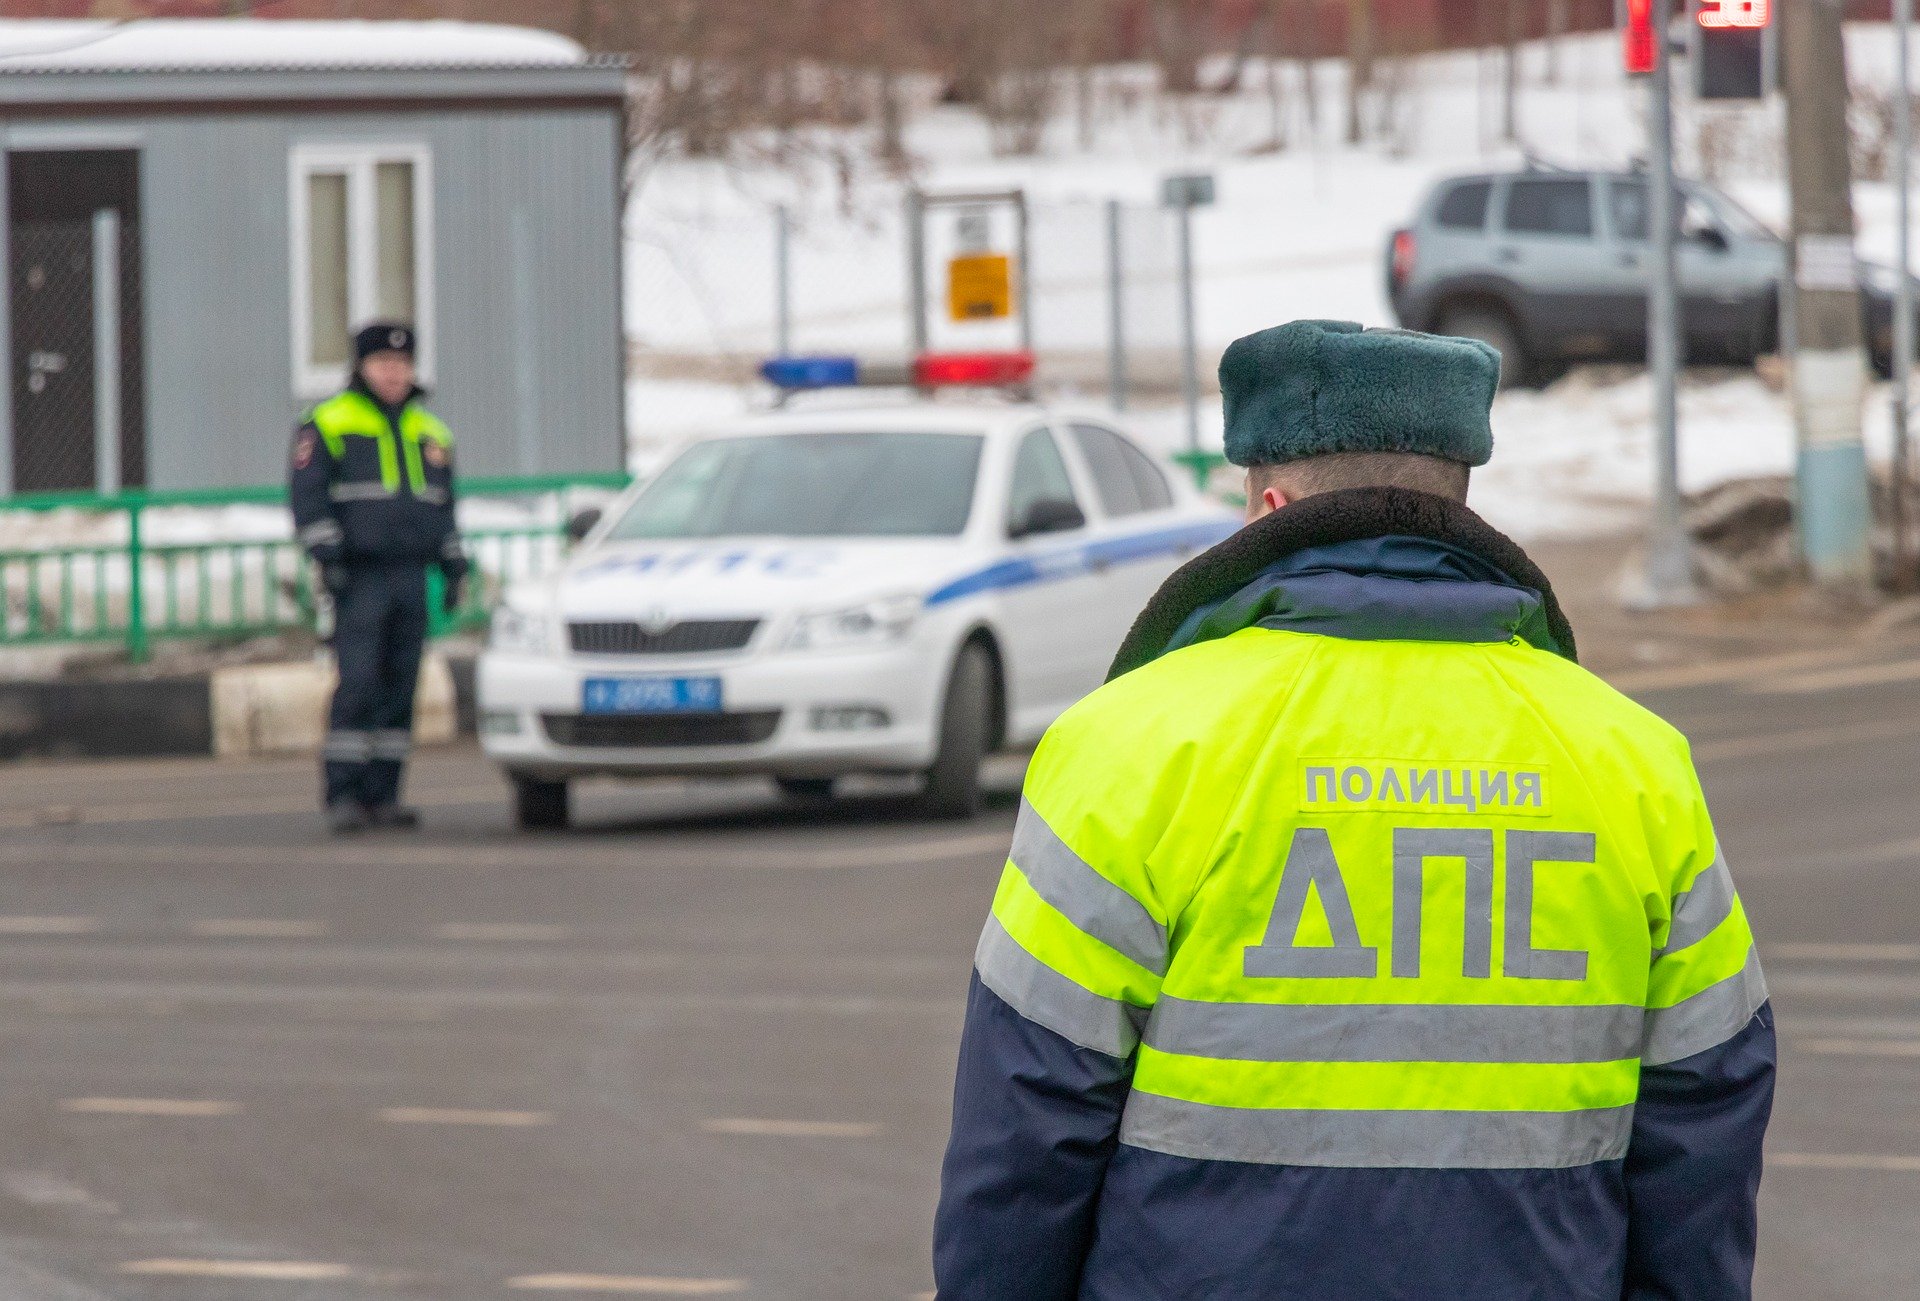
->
354 321 416 363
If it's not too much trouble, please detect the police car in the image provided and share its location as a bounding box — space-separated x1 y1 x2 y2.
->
478 356 1239 827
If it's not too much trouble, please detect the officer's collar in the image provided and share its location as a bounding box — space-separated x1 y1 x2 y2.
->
1108 486 1575 680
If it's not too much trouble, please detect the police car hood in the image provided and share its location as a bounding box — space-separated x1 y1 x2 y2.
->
544 537 986 619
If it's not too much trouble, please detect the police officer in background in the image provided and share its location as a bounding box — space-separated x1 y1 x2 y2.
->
291 323 467 834
936 320 1774 1298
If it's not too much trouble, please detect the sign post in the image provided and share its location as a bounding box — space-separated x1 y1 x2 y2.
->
1895 0 1914 586
1161 173 1215 456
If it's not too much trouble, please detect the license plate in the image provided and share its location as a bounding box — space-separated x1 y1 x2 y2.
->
581 676 723 715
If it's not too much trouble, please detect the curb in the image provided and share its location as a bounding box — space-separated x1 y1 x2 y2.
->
0 653 477 762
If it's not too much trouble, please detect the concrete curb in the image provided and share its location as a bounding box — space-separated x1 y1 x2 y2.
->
0 653 474 762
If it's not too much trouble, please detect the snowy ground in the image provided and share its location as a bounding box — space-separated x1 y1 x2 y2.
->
624 24 1920 541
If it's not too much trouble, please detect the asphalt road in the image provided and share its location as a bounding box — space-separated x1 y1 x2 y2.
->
0 646 1915 1298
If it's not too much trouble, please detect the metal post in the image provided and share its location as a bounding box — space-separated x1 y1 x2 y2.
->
905 190 928 357
1106 198 1126 411
1640 0 1696 606
1176 198 1200 455
1013 190 1034 355
91 208 121 496
509 208 540 476
1894 0 1914 586
773 202 792 357
125 494 146 664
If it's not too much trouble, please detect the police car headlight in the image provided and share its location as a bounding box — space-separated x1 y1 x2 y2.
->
784 594 920 653
489 605 555 656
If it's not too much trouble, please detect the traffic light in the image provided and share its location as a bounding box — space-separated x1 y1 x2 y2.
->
1693 0 1773 100
1623 0 1657 76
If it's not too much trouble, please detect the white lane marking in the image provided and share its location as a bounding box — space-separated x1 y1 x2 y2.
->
701 1117 883 1138
378 1106 553 1127
1691 715 1920 763
1608 647 1867 693
507 1275 746 1294
59 1097 240 1117
188 919 329 939
432 922 571 942
1796 1038 1920 1057
1747 657 1920 694
118 1259 356 1279
1771 1152 1920 1172
0 916 99 934
1770 942 1920 962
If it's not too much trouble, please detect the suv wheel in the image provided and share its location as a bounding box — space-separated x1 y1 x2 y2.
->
1438 304 1527 389
511 774 570 830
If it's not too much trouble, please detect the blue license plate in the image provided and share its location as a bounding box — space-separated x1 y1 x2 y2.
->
581 676 723 715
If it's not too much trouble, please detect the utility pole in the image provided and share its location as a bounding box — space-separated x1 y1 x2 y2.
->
1894 0 1914 587
1641 0 1695 606
1783 0 1874 589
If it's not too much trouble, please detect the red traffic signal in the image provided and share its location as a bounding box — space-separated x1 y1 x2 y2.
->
1624 0 1657 75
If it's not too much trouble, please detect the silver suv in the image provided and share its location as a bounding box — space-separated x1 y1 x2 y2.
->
1386 164 1904 384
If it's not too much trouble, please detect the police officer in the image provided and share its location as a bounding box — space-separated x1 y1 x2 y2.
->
935 321 1775 1298
291 322 467 834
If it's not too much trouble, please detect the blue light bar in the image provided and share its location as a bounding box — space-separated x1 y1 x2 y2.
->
760 355 860 389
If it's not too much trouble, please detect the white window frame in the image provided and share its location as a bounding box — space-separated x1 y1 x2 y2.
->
289 142 436 399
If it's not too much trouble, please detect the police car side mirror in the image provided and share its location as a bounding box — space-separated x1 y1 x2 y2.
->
1011 497 1086 539
565 507 602 545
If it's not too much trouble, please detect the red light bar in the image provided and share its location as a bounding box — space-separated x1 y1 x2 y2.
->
913 350 1036 387
1623 0 1656 75
1698 0 1767 30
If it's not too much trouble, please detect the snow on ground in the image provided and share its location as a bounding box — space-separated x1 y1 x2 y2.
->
0 20 584 69
625 24 1920 540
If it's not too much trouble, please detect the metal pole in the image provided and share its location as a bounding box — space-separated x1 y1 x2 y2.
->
773 202 792 357
1014 190 1033 355
1894 0 1914 586
1177 199 1200 455
1641 0 1695 605
905 190 928 357
91 208 121 496
1106 198 1126 411
509 208 540 475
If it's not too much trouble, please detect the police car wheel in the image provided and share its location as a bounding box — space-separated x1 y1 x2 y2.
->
512 774 570 830
776 777 836 801
920 643 992 820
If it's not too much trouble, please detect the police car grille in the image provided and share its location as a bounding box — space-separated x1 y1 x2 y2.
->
541 711 781 748
568 619 759 655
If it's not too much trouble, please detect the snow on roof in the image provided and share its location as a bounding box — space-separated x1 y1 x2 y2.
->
0 19 587 74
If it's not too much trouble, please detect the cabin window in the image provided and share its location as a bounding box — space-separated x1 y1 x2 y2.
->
291 145 432 397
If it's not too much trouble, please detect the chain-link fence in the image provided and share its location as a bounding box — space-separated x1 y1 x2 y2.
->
625 193 1189 404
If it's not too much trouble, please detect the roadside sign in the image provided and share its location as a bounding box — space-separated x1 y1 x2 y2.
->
948 253 1013 321
1161 173 1216 208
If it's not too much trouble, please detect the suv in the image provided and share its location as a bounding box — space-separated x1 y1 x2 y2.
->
1386 164 1906 384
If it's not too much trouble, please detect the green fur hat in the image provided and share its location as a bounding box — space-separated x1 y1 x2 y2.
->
1219 320 1499 468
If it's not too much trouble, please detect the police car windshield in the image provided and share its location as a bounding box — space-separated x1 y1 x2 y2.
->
607 431 985 540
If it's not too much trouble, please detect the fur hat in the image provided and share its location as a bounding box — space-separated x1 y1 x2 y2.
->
354 321 416 363
1219 319 1498 468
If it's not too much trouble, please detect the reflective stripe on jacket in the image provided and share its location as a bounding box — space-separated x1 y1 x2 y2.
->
290 385 462 570
935 489 1774 1301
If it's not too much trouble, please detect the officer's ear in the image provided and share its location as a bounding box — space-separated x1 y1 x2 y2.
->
1245 471 1290 524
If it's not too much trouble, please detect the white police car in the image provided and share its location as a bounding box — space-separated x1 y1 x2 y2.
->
478 396 1238 827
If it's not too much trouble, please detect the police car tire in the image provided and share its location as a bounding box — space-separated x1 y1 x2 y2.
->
776 777 836 801
920 643 991 820
512 774 570 830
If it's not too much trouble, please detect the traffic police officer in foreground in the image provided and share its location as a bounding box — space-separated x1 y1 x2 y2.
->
291 322 467 834
935 320 1775 1298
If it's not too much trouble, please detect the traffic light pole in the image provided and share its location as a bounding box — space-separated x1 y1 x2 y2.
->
1894 0 1914 587
1641 0 1697 606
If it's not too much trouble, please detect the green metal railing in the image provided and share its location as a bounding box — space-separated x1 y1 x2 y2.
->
0 473 629 663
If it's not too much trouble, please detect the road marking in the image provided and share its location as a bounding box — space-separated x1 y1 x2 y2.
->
1771 1152 1920 1172
0 915 98 934
432 922 571 942
1608 647 1869 694
701 1117 883 1138
1796 1038 1920 1057
60 1097 240 1117
188 918 329 939
119 1259 355 1279
507 1275 746 1295
1747 657 1920 694
1770 942 1920 962
378 1106 553 1127
1690 715 1920 763
816 831 1010 869
0 784 507 829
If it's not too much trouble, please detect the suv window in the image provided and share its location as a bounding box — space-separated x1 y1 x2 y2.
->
1610 181 1727 243
1435 180 1491 231
1069 423 1173 517
1503 178 1594 238
1007 428 1082 532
